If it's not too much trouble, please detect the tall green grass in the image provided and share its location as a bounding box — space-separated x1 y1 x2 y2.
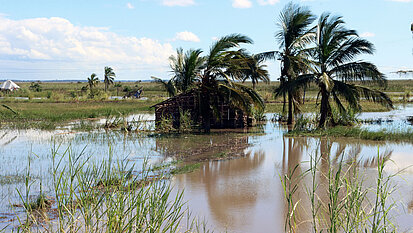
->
280 150 399 233
14 146 212 232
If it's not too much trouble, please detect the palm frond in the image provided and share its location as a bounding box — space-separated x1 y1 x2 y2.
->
331 80 361 111
208 34 253 68
330 61 387 86
151 76 177 97
354 85 393 109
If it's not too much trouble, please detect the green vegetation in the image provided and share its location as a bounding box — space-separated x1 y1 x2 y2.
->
281 151 398 232
0 100 156 129
16 147 211 232
287 126 413 142
104 66 116 92
291 13 392 128
170 162 201 175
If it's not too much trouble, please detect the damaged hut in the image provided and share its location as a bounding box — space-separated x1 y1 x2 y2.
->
152 89 253 130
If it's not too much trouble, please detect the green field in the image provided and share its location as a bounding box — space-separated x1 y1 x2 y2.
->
0 80 411 129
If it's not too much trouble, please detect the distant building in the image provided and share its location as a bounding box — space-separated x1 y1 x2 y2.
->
0 80 20 91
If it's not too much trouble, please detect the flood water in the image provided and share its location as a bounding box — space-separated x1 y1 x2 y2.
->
1 107 413 232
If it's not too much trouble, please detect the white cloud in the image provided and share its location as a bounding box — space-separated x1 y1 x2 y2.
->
232 0 252 8
173 31 200 42
257 0 279 5
0 16 174 66
211 36 219 41
126 3 135 9
388 0 412 2
360 32 375 38
162 0 195 6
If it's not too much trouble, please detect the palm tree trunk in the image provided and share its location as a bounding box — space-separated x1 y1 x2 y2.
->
287 91 293 125
319 87 329 128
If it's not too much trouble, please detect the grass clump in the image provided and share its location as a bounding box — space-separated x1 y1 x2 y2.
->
281 150 398 233
170 163 201 175
15 146 211 232
287 126 413 142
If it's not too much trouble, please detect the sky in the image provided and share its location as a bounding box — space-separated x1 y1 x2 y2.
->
0 0 412 81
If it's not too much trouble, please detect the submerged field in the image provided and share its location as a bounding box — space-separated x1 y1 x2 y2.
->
1 111 413 232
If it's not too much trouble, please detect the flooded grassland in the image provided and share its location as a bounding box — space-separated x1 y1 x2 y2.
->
2 106 413 232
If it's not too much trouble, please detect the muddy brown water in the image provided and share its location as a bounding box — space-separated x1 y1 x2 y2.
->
171 123 413 232
1 109 413 232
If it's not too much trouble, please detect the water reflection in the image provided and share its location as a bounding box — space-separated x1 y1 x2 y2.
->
2 116 413 231
173 133 413 233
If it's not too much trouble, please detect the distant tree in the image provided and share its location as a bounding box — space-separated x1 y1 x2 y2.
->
87 73 99 98
104 66 116 92
114 82 122 96
29 82 42 92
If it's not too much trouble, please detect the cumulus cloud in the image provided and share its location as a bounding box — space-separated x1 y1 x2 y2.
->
360 32 375 38
162 0 195 6
126 3 134 9
232 0 252 8
173 31 200 42
0 16 174 67
257 0 279 5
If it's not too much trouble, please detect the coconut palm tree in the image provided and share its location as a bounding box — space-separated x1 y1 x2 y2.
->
288 13 393 128
199 34 264 132
104 66 116 92
87 73 99 98
169 48 204 93
259 2 316 125
237 53 270 89
87 73 99 90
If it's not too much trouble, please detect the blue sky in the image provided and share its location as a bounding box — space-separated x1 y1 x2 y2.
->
0 0 412 81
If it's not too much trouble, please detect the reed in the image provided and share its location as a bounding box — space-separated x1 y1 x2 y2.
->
280 150 398 232
14 145 211 232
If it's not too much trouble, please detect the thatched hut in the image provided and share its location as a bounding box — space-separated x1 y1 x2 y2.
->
152 89 252 129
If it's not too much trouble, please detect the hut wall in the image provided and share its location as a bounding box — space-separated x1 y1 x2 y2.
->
154 92 251 129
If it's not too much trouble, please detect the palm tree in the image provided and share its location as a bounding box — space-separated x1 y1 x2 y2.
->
169 48 204 93
238 53 270 89
88 73 99 90
87 73 99 98
259 2 315 125
290 13 393 128
104 66 116 92
199 34 264 132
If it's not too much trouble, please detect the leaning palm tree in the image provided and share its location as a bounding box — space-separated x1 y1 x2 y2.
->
104 66 116 92
169 48 204 93
259 2 315 125
238 53 270 89
290 13 393 128
200 34 264 132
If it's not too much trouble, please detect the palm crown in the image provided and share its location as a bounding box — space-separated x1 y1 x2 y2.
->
104 66 116 92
